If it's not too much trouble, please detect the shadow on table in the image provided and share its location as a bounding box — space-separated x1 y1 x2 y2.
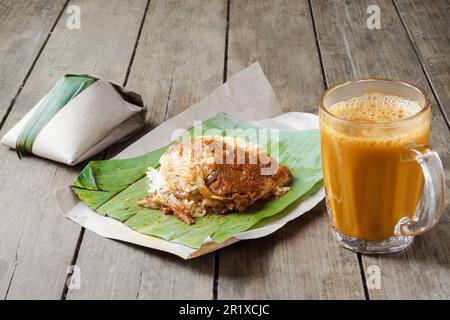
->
108 200 327 284
105 123 155 159
217 200 327 280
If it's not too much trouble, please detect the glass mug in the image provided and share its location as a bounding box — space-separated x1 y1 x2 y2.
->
319 79 445 254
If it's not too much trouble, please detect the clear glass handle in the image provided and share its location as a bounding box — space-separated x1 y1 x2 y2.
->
396 143 446 236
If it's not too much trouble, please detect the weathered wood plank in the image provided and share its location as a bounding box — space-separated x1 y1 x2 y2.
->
311 0 450 299
0 0 67 120
67 0 227 299
0 0 148 299
218 0 365 299
394 0 450 126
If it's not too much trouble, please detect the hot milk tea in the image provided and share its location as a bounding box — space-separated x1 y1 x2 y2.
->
321 92 429 241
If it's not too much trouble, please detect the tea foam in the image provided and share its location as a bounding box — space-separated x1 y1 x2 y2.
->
328 92 421 123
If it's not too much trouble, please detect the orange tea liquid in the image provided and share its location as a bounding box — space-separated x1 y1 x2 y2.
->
320 93 429 241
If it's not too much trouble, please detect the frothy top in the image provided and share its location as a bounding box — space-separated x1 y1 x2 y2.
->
328 92 422 123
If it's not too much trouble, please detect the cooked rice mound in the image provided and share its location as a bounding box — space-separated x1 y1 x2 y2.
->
137 136 292 224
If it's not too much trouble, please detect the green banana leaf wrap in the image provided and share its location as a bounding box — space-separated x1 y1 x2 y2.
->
71 113 323 249
16 75 97 158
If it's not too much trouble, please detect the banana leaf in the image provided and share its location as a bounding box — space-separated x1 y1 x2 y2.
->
72 113 323 248
16 75 96 158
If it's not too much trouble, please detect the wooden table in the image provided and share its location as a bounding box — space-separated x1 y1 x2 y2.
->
0 0 448 300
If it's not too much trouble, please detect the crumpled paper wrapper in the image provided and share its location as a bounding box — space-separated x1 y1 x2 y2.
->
56 63 325 259
1 76 145 165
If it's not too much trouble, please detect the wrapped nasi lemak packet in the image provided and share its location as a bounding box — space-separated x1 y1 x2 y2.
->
1 74 146 165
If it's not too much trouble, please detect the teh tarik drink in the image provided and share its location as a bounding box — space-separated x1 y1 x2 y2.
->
319 79 445 254
322 93 427 239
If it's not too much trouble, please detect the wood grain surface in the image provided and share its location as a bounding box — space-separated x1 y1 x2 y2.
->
218 0 365 299
0 0 67 120
0 0 448 300
67 0 226 299
311 0 450 299
0 0 148 299
394 0 450 126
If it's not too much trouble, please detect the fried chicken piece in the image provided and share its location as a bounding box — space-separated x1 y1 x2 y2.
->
138 136 292 224
206 162 292 211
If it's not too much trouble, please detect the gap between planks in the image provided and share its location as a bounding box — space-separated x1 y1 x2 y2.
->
58 0 152 300
0 0 70 131
307 0 370 299
1 0 71 300
5 0 445 300
392 0 450 130
213 0 231 300
308 0 450 299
